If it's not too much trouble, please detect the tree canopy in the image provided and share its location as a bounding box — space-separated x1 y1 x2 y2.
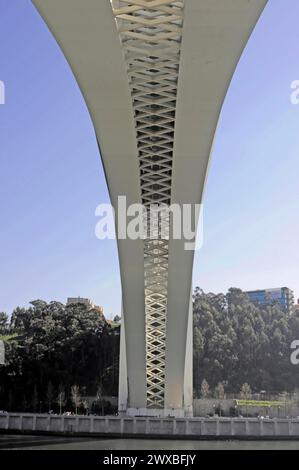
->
0 301 119 412
193 287 299 396
1 287 299 412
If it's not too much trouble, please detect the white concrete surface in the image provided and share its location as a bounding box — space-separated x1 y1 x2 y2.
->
31 0 268 415
1 414 299 438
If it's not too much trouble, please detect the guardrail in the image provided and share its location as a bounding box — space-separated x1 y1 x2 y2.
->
1 414 299 438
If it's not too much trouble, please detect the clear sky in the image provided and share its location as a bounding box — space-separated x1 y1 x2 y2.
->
0 0 299 318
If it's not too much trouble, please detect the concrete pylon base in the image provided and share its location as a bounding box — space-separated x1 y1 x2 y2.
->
118 291 194 416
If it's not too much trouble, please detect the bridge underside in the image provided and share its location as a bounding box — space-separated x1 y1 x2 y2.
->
32 0 267 417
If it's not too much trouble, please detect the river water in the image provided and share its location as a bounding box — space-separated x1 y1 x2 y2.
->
0 435 299 450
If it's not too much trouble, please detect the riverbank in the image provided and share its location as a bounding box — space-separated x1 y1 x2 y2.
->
0 434 299 450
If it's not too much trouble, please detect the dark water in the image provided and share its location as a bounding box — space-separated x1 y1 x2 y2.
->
0 435 299 450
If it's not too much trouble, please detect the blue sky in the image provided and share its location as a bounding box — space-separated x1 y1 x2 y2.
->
0 0 299 318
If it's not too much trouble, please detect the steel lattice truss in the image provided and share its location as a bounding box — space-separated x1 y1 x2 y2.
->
111 0 185 408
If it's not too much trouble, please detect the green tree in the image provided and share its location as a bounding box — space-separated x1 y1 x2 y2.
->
240 382 252 417
201 379 210 398
2 288 299 411
46 381 54 412
71 385 81 415
240 382 252 400
215 382 225 400
96 384 105 415
57 384 66 415
0 313 9 335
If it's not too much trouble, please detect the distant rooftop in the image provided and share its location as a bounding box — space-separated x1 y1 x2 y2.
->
66 297 103 314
